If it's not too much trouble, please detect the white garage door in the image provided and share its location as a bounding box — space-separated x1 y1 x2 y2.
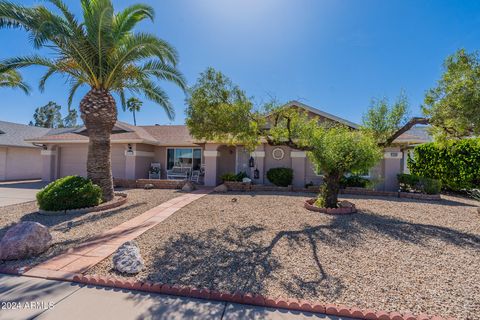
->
59 145 87 177
59 144 126 179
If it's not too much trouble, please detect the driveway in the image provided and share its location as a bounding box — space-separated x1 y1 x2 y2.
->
0 180 46 207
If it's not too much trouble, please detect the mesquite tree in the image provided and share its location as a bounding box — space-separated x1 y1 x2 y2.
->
0 0 185 200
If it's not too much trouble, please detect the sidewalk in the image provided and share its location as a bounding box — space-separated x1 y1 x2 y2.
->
0 274 349 320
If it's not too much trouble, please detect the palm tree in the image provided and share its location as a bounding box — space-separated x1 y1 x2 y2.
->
0 0 186 200
0 68 30 94
126 97 142 126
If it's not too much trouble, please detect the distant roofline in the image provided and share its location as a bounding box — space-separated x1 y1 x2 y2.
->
285 100 360 129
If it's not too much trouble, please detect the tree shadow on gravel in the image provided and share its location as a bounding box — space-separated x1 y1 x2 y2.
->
142 208 480 302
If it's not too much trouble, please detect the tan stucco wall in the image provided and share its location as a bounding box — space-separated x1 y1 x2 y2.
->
305 157 323 186
217 145 236 182
0 146 42 181
134 144 155 179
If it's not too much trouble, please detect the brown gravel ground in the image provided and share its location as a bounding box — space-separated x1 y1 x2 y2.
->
0 189 181 269
89 192 480 319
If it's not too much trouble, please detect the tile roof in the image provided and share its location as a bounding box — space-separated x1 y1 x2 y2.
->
26 121 200 146
0 121 50 148
394 126 433 144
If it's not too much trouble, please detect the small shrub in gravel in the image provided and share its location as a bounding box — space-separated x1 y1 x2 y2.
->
36 175 102 211
266 167 293 187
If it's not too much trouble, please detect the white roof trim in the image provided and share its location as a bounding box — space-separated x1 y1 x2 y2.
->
285 100 359 129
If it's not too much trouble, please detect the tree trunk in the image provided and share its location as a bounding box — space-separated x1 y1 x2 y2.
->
320 171 341 208
133 110 136 126
80 88 117 201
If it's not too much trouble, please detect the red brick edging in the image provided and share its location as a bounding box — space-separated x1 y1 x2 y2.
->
0 265 453 320
304 199 357 214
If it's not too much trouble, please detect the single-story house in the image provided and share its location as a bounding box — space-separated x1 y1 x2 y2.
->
24 101 431 191
0 121 51 181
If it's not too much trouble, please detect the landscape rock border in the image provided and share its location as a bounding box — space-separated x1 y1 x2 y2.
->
38 192 127 215
304 199 357 214
0 268 453 319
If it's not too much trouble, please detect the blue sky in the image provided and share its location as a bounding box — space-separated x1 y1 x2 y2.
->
1 0 480 126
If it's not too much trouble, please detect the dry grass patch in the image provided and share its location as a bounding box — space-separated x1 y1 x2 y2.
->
0 189 181 269
89 192 480 319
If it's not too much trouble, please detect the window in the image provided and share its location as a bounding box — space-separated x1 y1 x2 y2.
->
167 148 202 170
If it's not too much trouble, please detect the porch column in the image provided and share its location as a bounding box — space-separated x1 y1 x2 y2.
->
250 145 265 184
125 144 136 180
41 146 57 182
383 147 403 191
0 147 6 180
291 151 307 187
204 144 220 186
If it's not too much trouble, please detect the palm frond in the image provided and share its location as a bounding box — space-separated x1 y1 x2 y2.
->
126 79 174 120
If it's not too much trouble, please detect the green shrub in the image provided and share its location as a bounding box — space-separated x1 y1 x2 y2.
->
340 175 370 188
418 177 442 195
37 175 102 211
266 167 293 187
235 171 248 181
397 173 442 195
408 138 480 191
220 172 238 181
220 171 249 182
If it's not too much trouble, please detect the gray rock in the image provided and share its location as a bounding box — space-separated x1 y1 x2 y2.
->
338 200 355 208
213 184 228 193
144 183 154 190
182 181 196 192
0 222 52 260
113 241 144 274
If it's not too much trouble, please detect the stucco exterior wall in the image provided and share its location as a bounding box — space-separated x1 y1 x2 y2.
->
305 157 323 186
0 146 42 181
134 144 155 179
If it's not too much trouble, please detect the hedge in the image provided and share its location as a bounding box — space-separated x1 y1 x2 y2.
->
407 138 480 191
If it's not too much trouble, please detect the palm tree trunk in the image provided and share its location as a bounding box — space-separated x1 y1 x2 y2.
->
80 88 117 201
133 109 136 126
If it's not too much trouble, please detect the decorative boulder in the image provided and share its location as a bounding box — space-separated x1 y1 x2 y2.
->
144 183 154 190
214 184 228 193
113 241 144 274
182 181 196 192
338 200 355 208
0 222 52 260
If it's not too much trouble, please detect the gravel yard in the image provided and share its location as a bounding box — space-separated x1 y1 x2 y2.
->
0 189 181 269
89 192 480 319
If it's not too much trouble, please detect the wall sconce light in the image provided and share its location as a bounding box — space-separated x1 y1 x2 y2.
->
249 156 255 167
126 144 134 155
254 168 260 179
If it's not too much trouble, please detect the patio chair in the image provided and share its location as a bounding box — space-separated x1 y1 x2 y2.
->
148 163 161 179
191 170 200 183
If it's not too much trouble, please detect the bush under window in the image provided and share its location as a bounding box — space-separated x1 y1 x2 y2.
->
37 175 103 211
397 173 442 195
220 171 248 182
340 175 370 188
266 167 293 187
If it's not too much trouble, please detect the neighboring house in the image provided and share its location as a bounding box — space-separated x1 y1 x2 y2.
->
0 121 50 181
25 101 431 191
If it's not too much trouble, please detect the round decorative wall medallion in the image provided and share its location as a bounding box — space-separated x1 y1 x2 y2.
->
272 148 285 160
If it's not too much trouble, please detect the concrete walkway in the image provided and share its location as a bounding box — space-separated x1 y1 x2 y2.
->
24 190 211 280
0 180 46 207
0 274 348 320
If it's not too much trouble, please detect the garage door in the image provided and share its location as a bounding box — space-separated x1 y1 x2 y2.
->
59 145 126 179
59 145 87 177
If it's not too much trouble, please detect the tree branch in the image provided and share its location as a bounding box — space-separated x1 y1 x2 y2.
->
380 117 430 147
